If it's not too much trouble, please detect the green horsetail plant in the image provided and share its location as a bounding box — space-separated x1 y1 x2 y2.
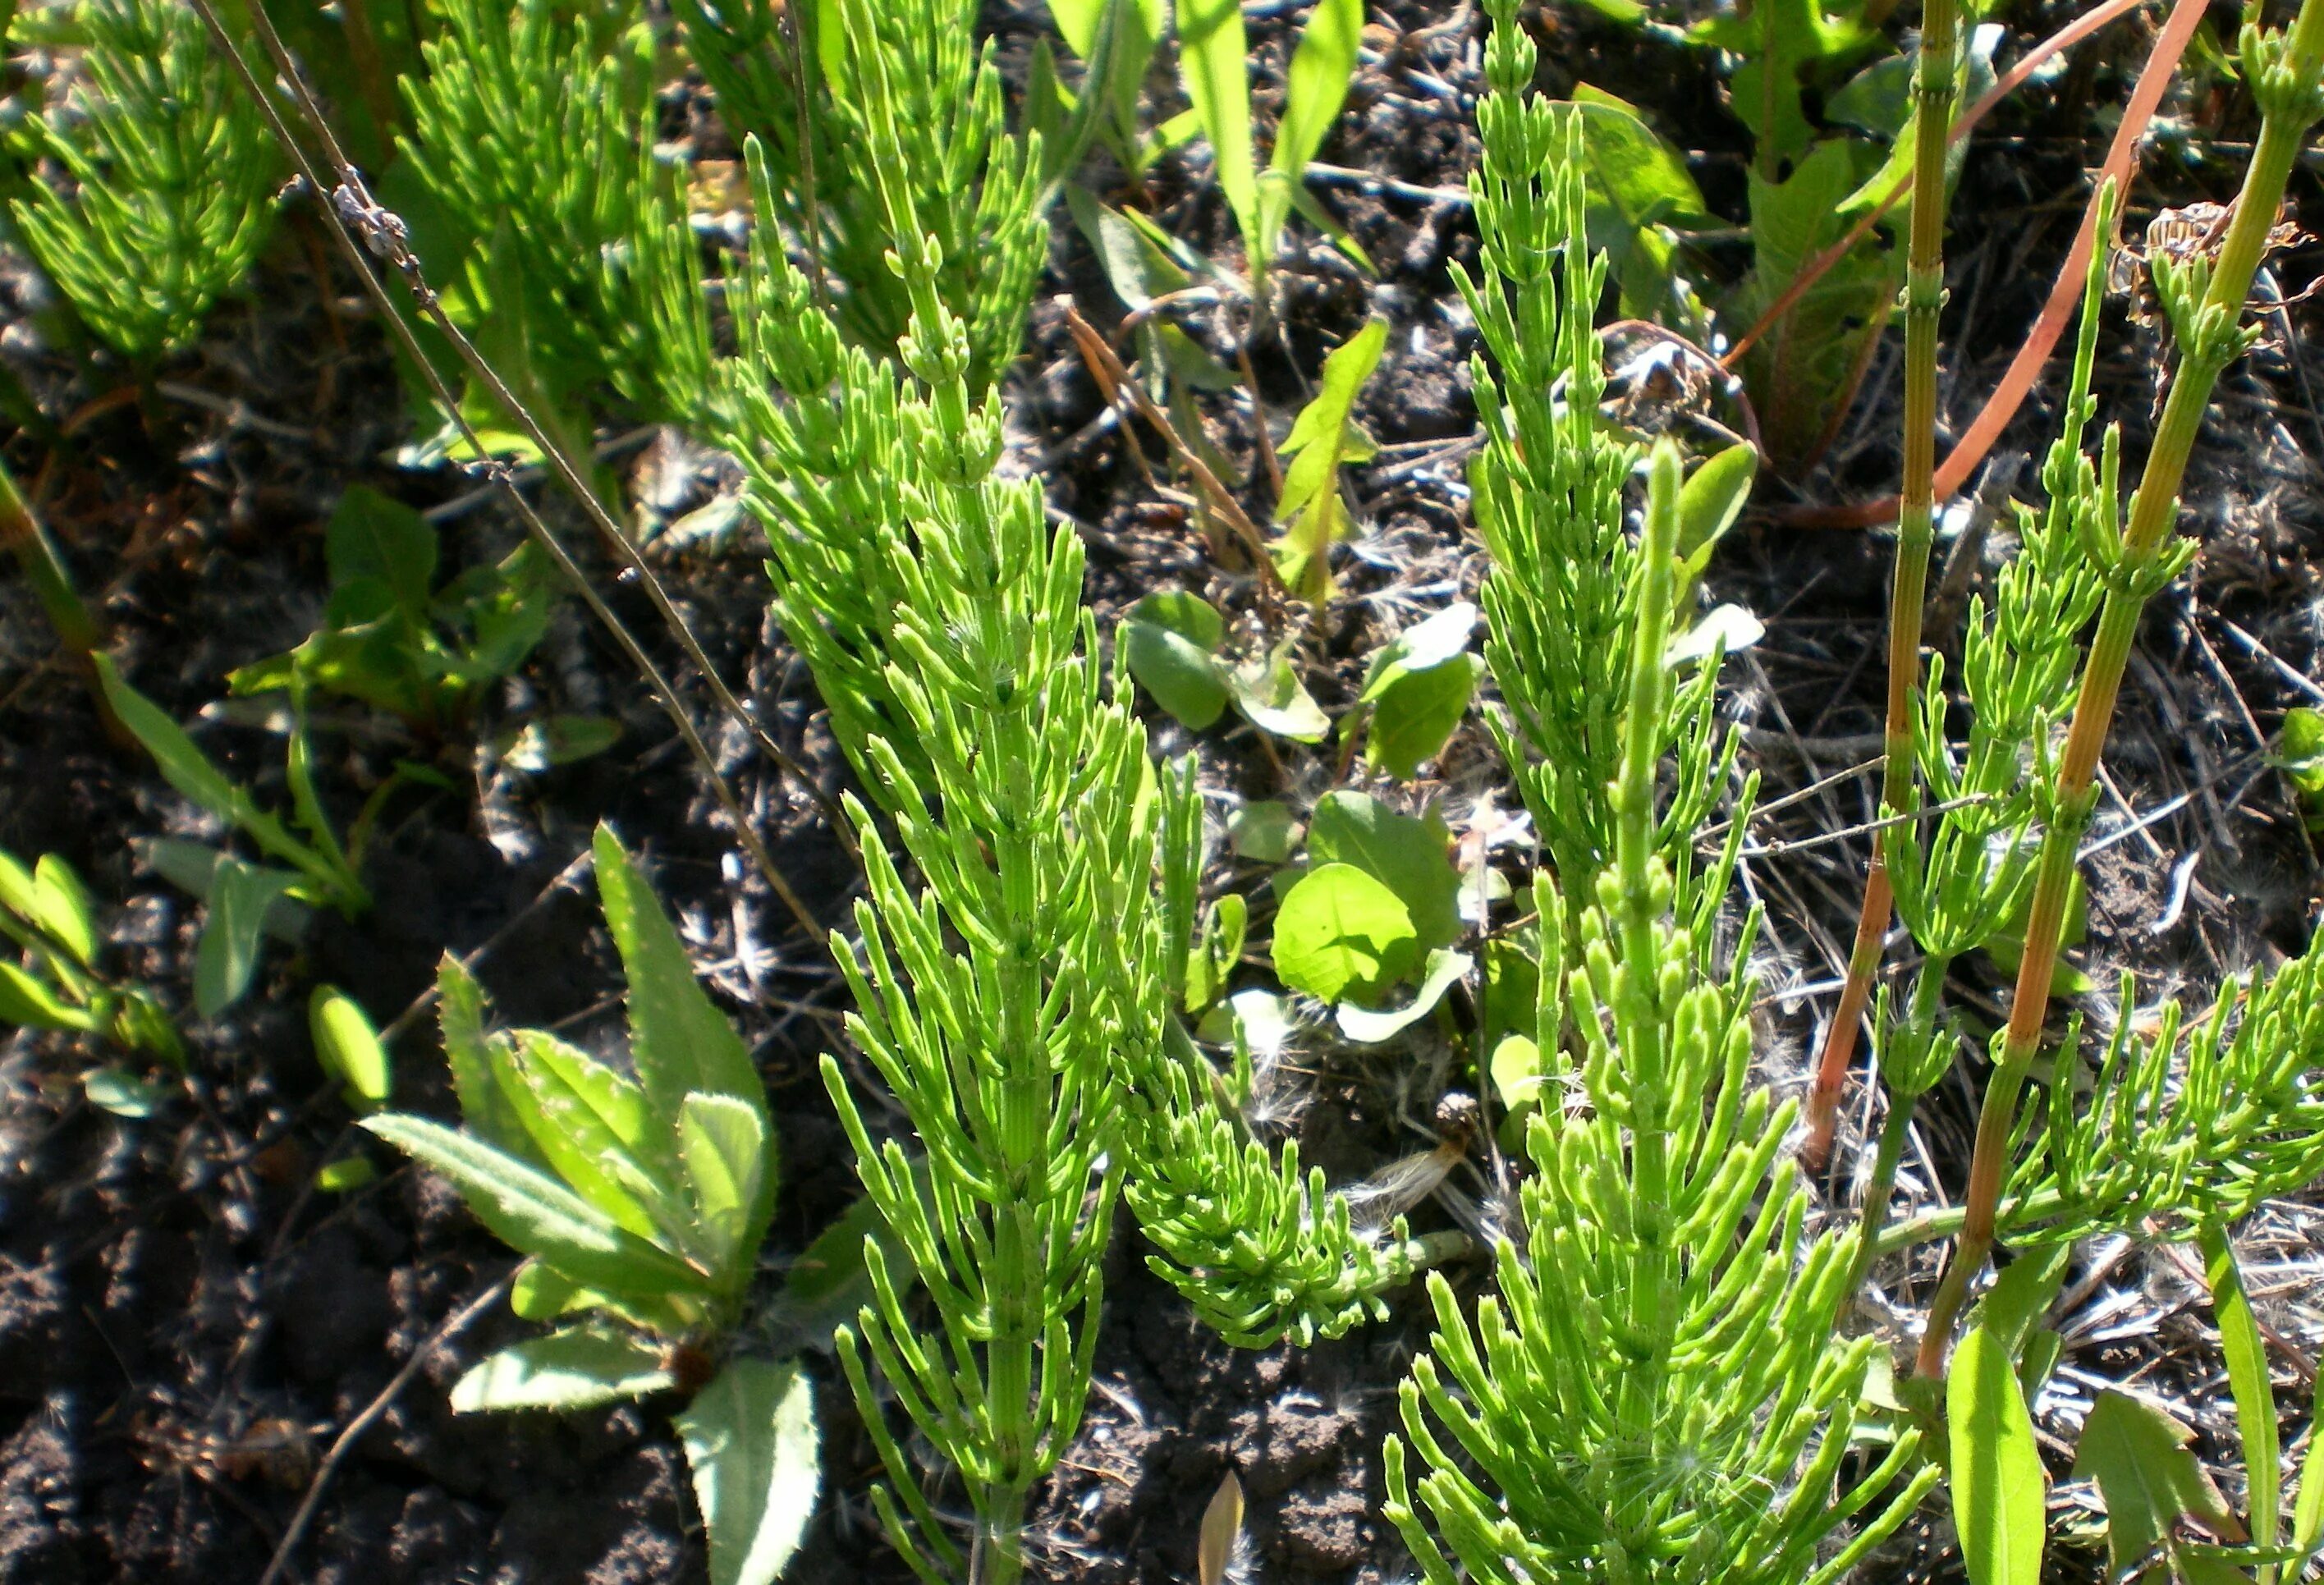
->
9 0 280 362
1460 85 1733 944
1801 0 1969 1170
1914 0 2324 1380
1384 23 1939 1574
367 826 819 1585
675 0 1047 392
400 0 712 433
1388 435 1937 1585
807 284 1150 1582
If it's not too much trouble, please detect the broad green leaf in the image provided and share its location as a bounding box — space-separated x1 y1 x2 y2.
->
1178 0 1258 254
1359 604 1479 701
593 825 766 1124
511 1258 593 1322
1227 800 1299 863
1950 1322 2047 1585
1676 442 1759 570
31 854 99 969
1365 654 1483 779
1568 85 1711 314
2075 1390 2247 1582
448 1325 674 1413
309 983 391 1111
195 857 295 1018
1274 318 1387 602
1271 863 1417 1003
93 654 242 825
678 1091 771 1289
0 961 96 1032
676 1357 821 1585
363 1113 712 1300
1226 650 1330 742
1123 592 1230 731
1307 792 1463 951
324 485 437 616
2204 1230 2279 1564
83 1064 163 1118
1489 1033 1545 1109
1338 948 1472 1043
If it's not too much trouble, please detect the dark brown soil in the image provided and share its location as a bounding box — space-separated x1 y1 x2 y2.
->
4 1 2322 1582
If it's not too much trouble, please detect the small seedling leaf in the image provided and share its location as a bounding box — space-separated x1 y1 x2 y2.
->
1675 442 1758 567
94 654 243 825
83 1064 163 1118
676 1357 820 1585
678 1091 770 1288
1272 863 1417 1004
1177 0 1258 250
1272 0 1361 181
309 983 391 1111
0 961 96 1032
0 849 37 924
194 857 296 1019
1275 318 1387 602
1199 1469 1245 1585
1490 1033 1546 1110
314 1154 377 1193
1950 1322 2047 1585
31 854 99 969
1359 603 1479 700
448 1324 673 1413
1338 947 1472 1043
2075 1390 2247 1582
497 715 622 773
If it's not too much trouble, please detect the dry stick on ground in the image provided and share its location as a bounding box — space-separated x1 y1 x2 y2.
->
1798 0 1964 1175
1062 301 1288 621
1914 0 2324 1377
254 1273 512 1585
1772 0 2212 530
179 0 832 937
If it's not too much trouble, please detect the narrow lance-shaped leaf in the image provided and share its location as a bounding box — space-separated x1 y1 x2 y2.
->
1178 0 1259 257
1274 318 1387 602
2075 1390 2248 1583
1950 1322 2047 1585
450 1324 676 1413
676 1357 821 1585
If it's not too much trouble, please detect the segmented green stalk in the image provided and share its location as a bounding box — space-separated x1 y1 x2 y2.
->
1915 0 2324 1377
1803 0 1964 1168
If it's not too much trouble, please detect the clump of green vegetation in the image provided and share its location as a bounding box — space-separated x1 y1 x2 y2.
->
367 827 818 1585
8 0 280 361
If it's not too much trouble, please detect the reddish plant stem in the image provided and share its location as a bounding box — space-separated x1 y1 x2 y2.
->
1798 0 1960 1171
1777 0 2210 530
1914 0 2324 1374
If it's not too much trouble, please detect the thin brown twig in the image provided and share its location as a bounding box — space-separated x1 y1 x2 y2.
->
254 1273 511 1585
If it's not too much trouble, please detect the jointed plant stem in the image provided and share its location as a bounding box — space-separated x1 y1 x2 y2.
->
1804 0 1960 1169
183 0 836 933
1915 0 2324 1377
